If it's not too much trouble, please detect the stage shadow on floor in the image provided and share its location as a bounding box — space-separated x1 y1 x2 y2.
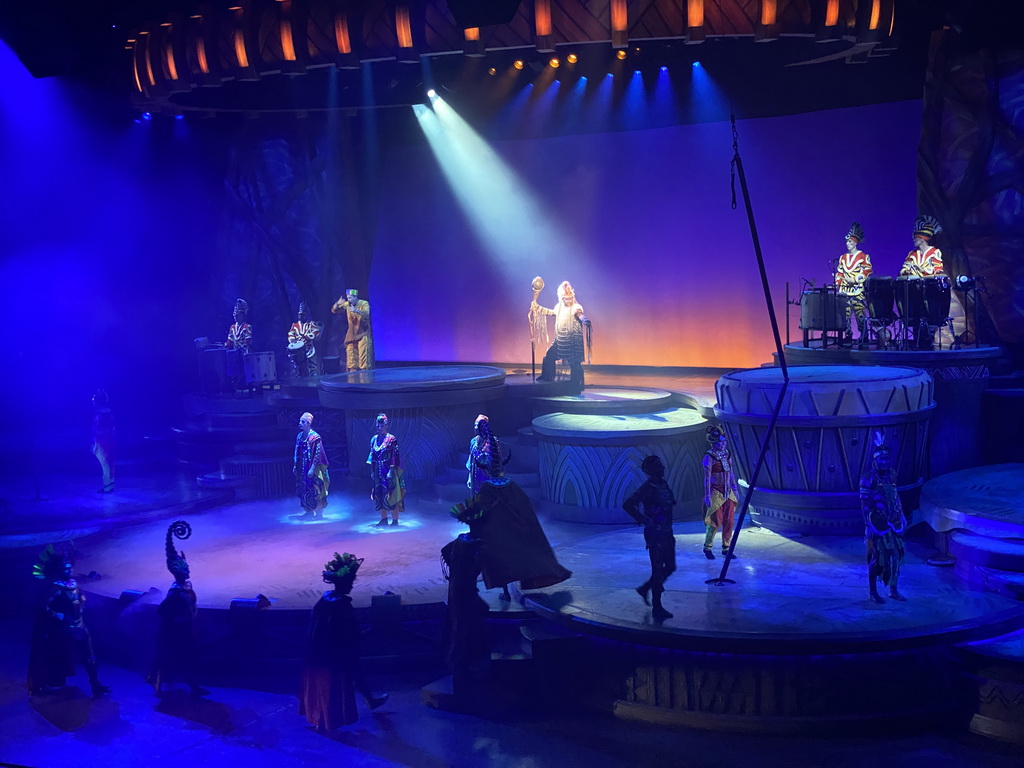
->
154 689 249 734
30 687 130 742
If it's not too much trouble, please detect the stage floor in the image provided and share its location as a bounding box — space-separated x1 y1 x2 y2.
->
524 526 1024 653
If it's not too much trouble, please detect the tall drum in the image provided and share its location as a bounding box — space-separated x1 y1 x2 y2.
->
715 366 933 535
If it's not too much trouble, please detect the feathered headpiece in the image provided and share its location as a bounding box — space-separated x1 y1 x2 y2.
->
846 221 865 244
706 424 726 444
32 542 74 581
165 520 192 579
913 215 942 240
234 298 249 315
323 552 363 586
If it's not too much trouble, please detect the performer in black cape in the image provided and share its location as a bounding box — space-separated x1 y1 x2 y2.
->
299 552 387 731
149 520 208 696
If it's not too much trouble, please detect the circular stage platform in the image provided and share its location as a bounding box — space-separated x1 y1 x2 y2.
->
317 365 508 485
919 463 1024 538
526 527 1024 652
532 386 675 415
522 526 1024 730
532 408 709 524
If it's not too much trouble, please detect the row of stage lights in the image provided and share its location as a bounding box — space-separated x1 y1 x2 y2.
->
133 46 705 121
494 48 701 75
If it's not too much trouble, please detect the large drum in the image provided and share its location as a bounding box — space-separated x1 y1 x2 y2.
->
799 288 847 331
243 351 277 384
715 366 933 535
864 276 896 323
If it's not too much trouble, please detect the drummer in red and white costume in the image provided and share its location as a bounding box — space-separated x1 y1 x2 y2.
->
835 221 872 343
900 216 944 277
226 298 253 354
287 301 324 377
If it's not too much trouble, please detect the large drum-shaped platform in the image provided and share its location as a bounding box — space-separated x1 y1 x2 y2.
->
532 408 709 523
319 365 506 487
715 365 934 535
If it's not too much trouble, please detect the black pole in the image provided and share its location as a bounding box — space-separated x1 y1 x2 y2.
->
707 116 790 586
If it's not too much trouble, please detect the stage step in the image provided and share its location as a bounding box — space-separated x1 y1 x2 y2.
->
195 471 259 500
955 628 1024 747
950 531 1024 573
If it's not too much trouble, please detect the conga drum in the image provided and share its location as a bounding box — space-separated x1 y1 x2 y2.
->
715 366 933 535
864 276 896 323
243 351 277 384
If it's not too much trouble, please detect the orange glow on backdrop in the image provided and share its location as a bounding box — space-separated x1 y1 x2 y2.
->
334 15 352 54
164 43 179 80
760 0 777 26
196 37 210 74
396 6 413 49
534 0 552 37
464 27 480 41
825 0 839 27
869 0 880 30
687 0 704 28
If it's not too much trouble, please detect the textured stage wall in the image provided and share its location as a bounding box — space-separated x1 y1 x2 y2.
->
371 100 922 369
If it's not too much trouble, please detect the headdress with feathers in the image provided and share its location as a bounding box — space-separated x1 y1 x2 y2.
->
913 215 942 240
165 520 191 580
32 542 75 581
322 552 363 586
846 221 865 244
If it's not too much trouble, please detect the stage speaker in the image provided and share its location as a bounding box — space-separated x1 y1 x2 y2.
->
446 0 522 28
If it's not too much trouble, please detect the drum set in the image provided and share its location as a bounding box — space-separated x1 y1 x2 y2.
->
793 275 953 351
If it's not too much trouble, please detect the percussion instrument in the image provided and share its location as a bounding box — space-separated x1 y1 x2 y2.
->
894 275 951 326
864 276 896 323
799 288 847 332
243 351 277 384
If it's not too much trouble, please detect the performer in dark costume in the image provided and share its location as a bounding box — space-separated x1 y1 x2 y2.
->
91 389 115 493
441 506 492 695
466 414 501 495
367 412 403 526
860 432 907 604
27 543 110 697
535 280 592 394
451 438 571 600
294 411 329 520
150 520 208 696
702 425 740 560
623 455 677 620
299 552 387 731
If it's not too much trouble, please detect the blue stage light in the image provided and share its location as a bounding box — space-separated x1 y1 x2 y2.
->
141 111 153 120
660 66 668 72
633 70 640 75
693 61 701 68
174 114 185 120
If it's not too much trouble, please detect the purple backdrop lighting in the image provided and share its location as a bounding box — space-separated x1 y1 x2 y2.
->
374 100 920 367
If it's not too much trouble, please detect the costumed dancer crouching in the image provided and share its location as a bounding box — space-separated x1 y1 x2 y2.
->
450 436 571 601
702 425 740 560
535 280 592 394
860 431 907 604
299 552 388 732
835 221 873 345
27 543 110 697
150 521 208 697
294 412 330 521
368 412 404 527
623 455 677 620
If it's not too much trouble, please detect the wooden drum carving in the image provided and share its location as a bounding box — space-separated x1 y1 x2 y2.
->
714 366 934 535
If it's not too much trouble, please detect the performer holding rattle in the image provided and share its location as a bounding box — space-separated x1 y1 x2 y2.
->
331 289 374 372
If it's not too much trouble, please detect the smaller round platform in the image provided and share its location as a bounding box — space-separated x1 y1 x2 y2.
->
919 463 1024 538
532 408 708 524
532 386 674 415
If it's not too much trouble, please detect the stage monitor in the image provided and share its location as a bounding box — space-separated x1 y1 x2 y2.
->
446 0 522 28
